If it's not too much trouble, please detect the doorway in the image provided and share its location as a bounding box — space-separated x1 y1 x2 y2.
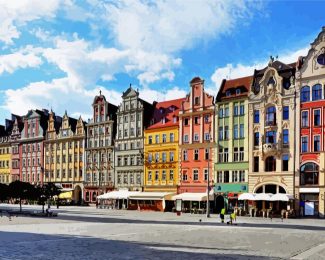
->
215 195 224 214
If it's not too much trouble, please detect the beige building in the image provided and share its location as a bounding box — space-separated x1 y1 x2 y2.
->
44 111 85 204
248 58 297 212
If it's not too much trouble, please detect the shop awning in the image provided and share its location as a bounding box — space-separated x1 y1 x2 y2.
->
172 192 214 201
270 194 294 202
238 193 255 201
254 193 272 201
59 191 73 199
128 192 175 201
97 190 140 200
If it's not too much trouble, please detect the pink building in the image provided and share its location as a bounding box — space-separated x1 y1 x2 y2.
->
178 77 215 193
20 109 49 185
10 115 23 182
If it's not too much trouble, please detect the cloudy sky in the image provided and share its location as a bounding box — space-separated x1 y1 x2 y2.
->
0 0 324 124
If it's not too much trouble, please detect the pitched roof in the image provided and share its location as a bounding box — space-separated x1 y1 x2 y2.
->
147 98 185 130
217 75 253 101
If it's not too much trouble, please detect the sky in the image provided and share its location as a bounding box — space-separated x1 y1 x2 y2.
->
0 0 324 124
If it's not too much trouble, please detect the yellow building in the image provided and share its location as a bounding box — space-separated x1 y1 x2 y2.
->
44 111 85 204
144 98 184 193
0 135 11 184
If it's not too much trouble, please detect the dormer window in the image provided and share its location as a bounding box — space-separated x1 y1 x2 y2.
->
267 76 276 86
173 116 177 123
161 117 166 124
236 89 241 95
226 90 231 97
194 96 200 105
160 108 164 114
170 106 175 112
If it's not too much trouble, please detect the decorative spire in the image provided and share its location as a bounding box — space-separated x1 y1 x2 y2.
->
99 89 102 96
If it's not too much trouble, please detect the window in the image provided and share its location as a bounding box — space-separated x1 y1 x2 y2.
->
314 109 321 126
169 170 174 181
218 127 223 140
239 104 245 115
282 154 289 171
224 148 229 162
218 149 223 163
234 105 239 116
239 147 244 161
254 132 259 146
301 86 310 102
283 106 289 120
232 171 238 182
314 135 320 152
300 162 319 185
254 110 259 123
183 134 189 143
312 84 322 101
236 88 241 95
226 90 231 97
224 108 229 117
148 153 152 163
204 169 208 181
194 149 199 160
224 171 229 183
317 54 325 65
170 152 174 162
239 124 244 138
194 133 199 142
194 116 199 124
233 147 239 162
217 171 222 183
183 150 188 161
224 126 229 140
239 171 245 182
283 129 289 146
204 132 210 141
234 124 238 139
265 156 276 172
155 153 159 163
194 96 200 105
204 114 210 122
184 118 189 126
193 170 199 181
155 171 159 181
205 149 209 160
219 108 224 118
266 131 276 144
155 135 159 143
253 157 259 172
301 111 309 127
182 171 188 181
266 106 276 126
162 152 167 163
170 133 174 142
162 170 166 181
301 136 308 153
162 134 166 143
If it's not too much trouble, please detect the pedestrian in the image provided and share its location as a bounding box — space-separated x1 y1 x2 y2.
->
227 210 236 225
220 207 225 223
56 199 60 209
96 200 99 209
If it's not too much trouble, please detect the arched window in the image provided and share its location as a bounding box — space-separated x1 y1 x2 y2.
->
312 84 322 101
300 162 319 185
266 106 276 126
301 86 310 102
265 156 276 172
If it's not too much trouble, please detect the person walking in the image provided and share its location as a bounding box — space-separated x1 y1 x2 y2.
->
220 207 225 223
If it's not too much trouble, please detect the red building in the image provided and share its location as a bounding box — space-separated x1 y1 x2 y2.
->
20 109 49 185
178 77 215 193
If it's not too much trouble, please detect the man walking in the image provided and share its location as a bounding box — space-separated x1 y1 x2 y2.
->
220 207 225 223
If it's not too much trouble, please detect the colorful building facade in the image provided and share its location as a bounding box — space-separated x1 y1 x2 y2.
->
144 98 184 193
214 76 252 212
44 111 85 204
248 59 297 211
0 124 12 184
179 77 215 193
10 115 23 182
20 109 49 185
84 91 117 202
114 86 153 191
296 27 325 217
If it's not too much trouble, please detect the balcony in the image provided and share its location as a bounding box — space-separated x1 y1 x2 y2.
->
265 120 277 127
262 143 278 156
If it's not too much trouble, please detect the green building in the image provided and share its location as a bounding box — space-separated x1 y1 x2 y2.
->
214 76 252 213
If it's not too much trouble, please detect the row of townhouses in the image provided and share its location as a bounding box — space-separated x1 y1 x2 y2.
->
1 27 325 217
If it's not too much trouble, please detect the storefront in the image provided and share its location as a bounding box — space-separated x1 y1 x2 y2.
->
299 188 320 217
172 192 214 213
128 192 175 211
214 183 248 213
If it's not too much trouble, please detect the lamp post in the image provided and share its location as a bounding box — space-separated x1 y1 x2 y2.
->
206 136 212 218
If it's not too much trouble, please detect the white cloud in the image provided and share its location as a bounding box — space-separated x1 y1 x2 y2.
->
104 0 259 53
0 51 42 75
0 0 63 44
139 86 187 103
211 46 310 90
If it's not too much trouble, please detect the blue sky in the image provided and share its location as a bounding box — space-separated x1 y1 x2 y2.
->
0 0 324 124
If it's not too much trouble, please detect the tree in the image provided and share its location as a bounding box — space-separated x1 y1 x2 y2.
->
42 183 61 209
9 181 35 212
0 183 9 202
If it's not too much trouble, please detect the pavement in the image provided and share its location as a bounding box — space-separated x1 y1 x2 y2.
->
0 204 325 259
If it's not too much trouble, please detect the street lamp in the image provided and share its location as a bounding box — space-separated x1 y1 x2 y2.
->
206 136 212 218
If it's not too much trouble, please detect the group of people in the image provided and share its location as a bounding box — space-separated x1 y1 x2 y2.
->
219 207 237 225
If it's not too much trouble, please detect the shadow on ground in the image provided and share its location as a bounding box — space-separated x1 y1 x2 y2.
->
0 230 279 260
